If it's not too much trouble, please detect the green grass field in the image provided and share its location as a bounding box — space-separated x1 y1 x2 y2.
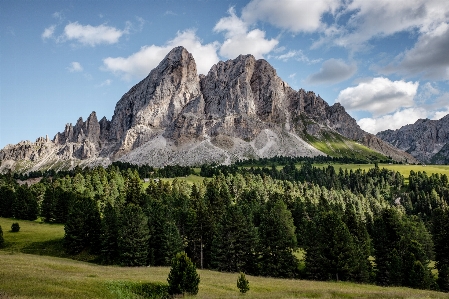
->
1 218 449 299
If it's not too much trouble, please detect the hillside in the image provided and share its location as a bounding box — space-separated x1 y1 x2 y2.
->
0 46 417 173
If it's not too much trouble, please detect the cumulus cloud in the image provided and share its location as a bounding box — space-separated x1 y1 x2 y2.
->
336 77 419 117
67 62 83 72
242 0 341 32
334 0 449 47
214 7 278 59
63 22 128 46
433 109 449 120
358 107 429 134
307 59 357 84
42 25 56 39
103 30 220 80
383 22 449 80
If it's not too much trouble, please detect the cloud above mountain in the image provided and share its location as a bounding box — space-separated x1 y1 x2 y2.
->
102 30 219 79
336 77 419 117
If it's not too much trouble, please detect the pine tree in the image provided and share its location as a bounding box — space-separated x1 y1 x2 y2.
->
372 208 404 286
14 184 38 220
305 211 358 281
167 252 200 296
258 199 298 278
432 208 449 291
147 198 183 266
210 205 258 273
343 207 372 282
64 194 101 255
42 185 56 222
100 203 119 264
237 272 250 293
117 203 149 266
0 186 16 218
125 174 144 206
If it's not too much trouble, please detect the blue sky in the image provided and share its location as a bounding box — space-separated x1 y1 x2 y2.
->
1 0 449 149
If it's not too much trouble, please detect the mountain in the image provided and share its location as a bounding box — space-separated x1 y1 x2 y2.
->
0 46 417 173
377 115 449 164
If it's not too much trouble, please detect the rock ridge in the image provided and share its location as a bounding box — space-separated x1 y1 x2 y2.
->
0 46 418 172
377 115 449 164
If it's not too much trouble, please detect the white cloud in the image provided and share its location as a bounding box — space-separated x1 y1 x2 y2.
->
214 7 278 59
307 58 357 84
63 22 127 46
42 25 56 39
273 50 315 63
335 0 449 47
242 0 341 32
336 77 419 116
67 62 83 72
52 11 63 20
98 79 112 87
383 22 449 80
103 30 220 80
433 109 449 120
358 107 428 134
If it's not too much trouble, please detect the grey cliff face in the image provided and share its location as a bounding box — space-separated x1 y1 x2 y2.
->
377 115 449 164
0 46 418 173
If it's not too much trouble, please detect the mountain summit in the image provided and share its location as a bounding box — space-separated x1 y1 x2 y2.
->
377 115 449 164
0 47 417 172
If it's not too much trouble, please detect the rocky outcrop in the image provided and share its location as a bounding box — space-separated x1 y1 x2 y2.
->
0 46 418 173
377 115 449 164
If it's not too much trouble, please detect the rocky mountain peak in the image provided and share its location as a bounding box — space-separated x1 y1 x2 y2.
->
0 46 420 173
377 114 449 163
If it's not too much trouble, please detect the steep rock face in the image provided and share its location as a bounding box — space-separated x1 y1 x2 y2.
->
0 46 419 173
377 115 449 163
109 46 202 155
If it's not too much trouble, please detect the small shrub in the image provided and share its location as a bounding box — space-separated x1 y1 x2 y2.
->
237 272 250 293
167 252 200 296
11 222 20 233
0 225 4 248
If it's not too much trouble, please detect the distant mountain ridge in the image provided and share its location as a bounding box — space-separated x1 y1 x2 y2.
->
377 115 449 164
0 46 417 173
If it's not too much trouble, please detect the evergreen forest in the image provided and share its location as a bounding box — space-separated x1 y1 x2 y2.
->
1 157 449 292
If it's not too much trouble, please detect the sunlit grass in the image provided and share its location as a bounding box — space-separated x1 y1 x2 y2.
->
1 251 448 299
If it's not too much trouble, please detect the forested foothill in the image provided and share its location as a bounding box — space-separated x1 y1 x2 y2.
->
1 156 449 292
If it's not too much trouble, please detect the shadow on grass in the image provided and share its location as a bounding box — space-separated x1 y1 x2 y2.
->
107 281 169 299
20 239 100 263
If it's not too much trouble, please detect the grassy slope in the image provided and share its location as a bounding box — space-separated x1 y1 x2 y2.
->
1 218 449 299
303 130 387 162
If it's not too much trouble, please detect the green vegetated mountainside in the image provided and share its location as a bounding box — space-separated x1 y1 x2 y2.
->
303 130 388 162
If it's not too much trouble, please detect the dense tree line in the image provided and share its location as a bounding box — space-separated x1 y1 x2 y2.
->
1 160 449 291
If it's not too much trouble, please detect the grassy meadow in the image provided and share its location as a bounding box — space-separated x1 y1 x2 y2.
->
1 218 449 298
